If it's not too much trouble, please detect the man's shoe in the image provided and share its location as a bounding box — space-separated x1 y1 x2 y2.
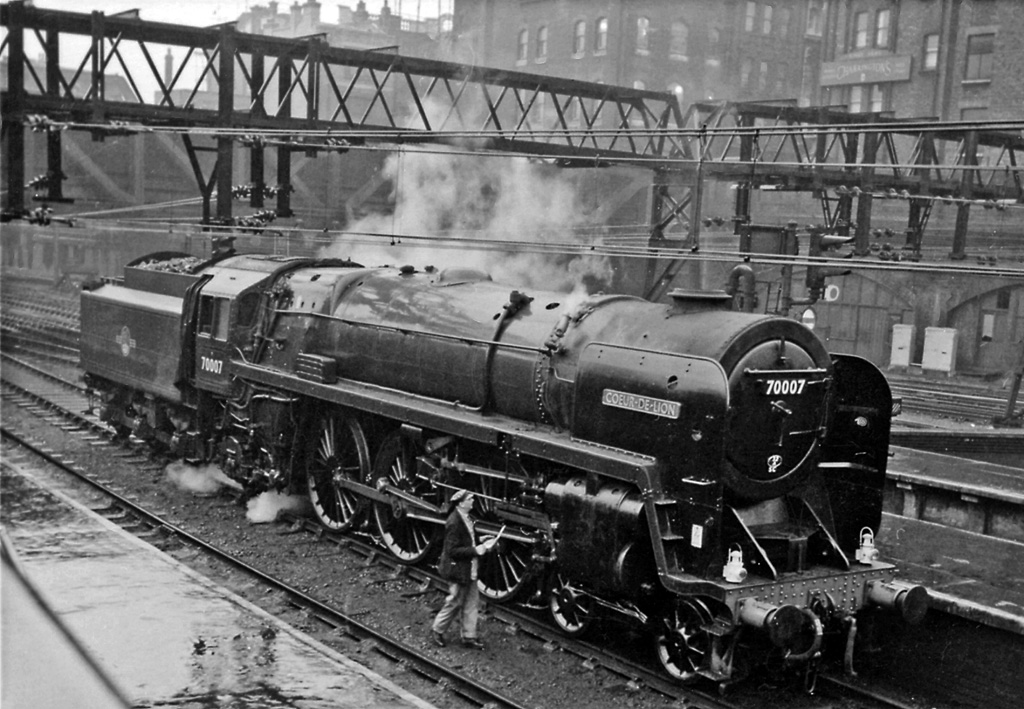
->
431 631 446 648
461 638 484 650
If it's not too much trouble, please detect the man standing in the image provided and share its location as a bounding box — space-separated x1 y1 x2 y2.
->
431 489 497 649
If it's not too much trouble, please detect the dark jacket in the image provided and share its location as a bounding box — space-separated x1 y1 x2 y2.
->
438 511 477 585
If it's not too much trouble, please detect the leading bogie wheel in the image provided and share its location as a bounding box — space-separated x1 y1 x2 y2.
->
653 599 714 683
370 433 439 564
306 412 370 532
548 573 594 637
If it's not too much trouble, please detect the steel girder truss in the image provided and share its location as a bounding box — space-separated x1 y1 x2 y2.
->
0 2 681 219
2 2 1021 262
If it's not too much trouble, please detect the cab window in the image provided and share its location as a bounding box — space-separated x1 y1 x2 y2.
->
199 296 231 341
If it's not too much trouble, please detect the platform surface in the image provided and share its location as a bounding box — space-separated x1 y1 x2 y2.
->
0 462 438 709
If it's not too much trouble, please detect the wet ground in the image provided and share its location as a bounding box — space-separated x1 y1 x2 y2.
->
0 463 438 709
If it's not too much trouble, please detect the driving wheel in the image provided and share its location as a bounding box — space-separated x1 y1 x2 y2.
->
306 411 370 531
370 433 439 564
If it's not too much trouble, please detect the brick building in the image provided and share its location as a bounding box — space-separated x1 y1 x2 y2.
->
452 1 827 109
820 0 1024 122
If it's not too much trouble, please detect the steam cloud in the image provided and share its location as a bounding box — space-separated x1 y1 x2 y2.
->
165 461 242 494
320 146 614 292
246 490 311 524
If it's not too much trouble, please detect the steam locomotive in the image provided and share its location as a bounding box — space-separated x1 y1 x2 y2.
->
79 245 927 684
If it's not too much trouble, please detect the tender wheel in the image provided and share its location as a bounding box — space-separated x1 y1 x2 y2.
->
474 476 533 602
370 433 439 564
548 574 594 637
654 599 714 683
306 412 370 531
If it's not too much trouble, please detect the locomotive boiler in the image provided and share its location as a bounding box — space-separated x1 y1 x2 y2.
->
80 247 927 684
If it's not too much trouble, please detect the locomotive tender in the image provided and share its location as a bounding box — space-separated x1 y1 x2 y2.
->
80 247 927 683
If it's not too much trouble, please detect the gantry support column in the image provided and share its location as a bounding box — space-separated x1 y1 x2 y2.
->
3 0 26 213
950 130 977 260
276 55 293 217
44 24 66 202
854 130 879 256
216 26 236 222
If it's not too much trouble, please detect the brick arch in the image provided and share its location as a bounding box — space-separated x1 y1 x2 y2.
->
948 285 1024 374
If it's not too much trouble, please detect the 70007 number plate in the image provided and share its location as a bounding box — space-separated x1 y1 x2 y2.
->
762 378 808 396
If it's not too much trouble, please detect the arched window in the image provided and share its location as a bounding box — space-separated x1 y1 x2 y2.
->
594 17 608 53
573 20 586 56
763 5 773 34
636 16 650 54
708 28 721 57
670 20 689 59
517 29 529 63
536 25 548 61
745 1 757 32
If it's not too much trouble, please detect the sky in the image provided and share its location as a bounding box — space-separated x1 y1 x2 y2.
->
26 1 434 27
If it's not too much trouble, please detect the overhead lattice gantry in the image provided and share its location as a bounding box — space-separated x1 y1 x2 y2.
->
1 1 1022 269
0 1 683 220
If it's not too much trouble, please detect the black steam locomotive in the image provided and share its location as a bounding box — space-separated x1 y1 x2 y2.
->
80 246 927 683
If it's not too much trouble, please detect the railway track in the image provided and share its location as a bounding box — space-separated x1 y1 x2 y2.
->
1 399 533 709
1 350 928 709
890 378 1012 423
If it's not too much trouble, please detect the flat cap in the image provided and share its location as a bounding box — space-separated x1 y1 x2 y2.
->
451 489 473 504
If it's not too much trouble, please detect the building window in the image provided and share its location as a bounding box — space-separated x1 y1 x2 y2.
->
594 17 608 54
965 33 995 81
740 59 753 88
923 33 939 71
763 5 773 34
536 25 548 61
853 11 869 49
758 61 769 91
779 8 790 39
875 9 891 48
636 16 650 54
670 20 689 59
849 85 864 113
517 29 529 63
745 2 757 33
775 62 788 94
869 84 884 112
806 1 823 36
573 20 586 56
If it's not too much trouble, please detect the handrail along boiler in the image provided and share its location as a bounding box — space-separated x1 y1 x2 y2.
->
79 246 927 683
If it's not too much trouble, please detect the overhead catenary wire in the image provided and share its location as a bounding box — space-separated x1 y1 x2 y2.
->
69 216 1024 280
